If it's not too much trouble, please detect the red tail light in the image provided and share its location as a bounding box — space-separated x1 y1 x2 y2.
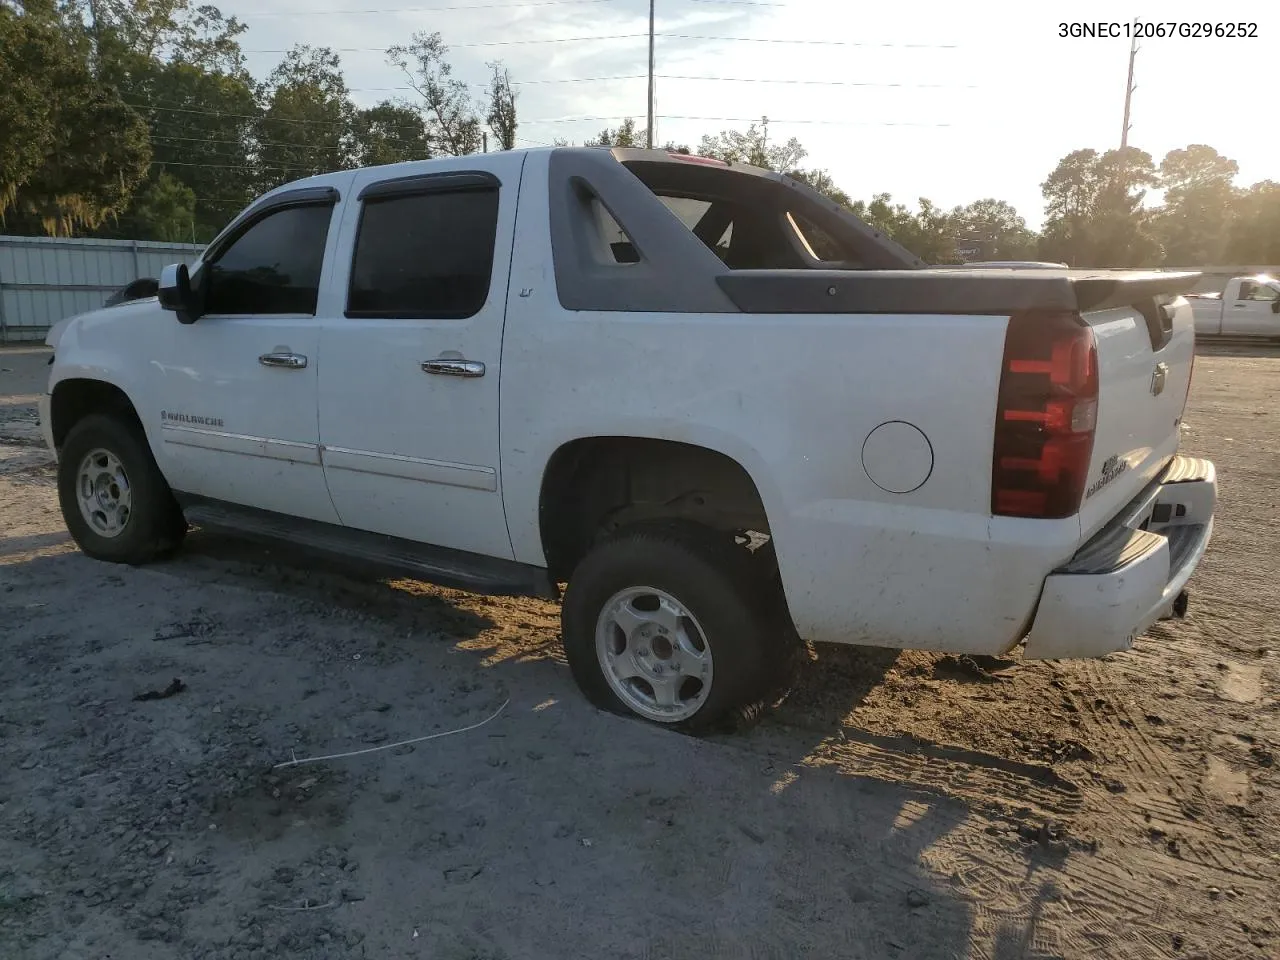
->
992 311 1098 519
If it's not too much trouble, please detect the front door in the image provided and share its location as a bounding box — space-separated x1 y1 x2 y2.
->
150 192 346 524
316 155 525 558
1224 279 1280 336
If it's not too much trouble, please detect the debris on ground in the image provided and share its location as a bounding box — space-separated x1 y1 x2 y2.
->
132 678 186 701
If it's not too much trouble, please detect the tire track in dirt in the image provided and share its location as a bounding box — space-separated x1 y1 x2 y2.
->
772 728 1083 820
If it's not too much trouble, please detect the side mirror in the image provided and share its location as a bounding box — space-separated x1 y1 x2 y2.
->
158 263 200 324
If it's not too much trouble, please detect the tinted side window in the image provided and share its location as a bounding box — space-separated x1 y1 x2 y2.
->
347 188 499 319
205 205 333 315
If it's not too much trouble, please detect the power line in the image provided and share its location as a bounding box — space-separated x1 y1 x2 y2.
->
517 113 954 126
134 101 958 129
244 33 647 53
656 74 975 88
349 75 649 90
350 74 978 92
658 33 958 48
152 133 424 151
243 0 619 17
657 114 951 126
243 0 785 16
242 32 959 53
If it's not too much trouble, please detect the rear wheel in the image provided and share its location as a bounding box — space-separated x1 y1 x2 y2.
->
57 414 186 564
561 521 787 732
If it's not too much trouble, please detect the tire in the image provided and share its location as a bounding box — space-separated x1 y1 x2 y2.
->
57 413 187 565
561 520 789 732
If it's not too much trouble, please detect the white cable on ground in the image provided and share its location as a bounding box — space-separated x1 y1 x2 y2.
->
272 698 510 769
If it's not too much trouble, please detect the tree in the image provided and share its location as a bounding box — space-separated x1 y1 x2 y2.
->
1227 181 1280 264
1091 147 1160 266
352 101 429 167
387 32 480 156
950 198 1036 261
788 168 851 207
92 0 247 76
124 172 197 241
257 44 355 190
123 59 259 240
697 121 806 172
844 193 956 263
67 0 259 240
895 198 956 263
586 118 645 148
485 61 517 151
0 2 151 235
1039 147 1159 267
1155 144 1239 265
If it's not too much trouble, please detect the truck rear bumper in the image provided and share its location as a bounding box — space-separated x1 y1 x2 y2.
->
1022 456 1216 660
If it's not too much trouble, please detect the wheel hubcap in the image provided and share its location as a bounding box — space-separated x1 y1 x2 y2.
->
76 448 132 539
595 586 713 722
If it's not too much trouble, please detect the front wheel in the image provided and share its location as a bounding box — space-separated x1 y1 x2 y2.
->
561 522 786 732
57 414 187 565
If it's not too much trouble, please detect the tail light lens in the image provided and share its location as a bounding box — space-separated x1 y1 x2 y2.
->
992 311 1098 519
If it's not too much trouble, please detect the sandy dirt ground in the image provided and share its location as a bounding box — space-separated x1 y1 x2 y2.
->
1 342 1277 960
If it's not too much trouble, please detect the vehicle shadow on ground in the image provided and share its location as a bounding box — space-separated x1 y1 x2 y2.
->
0 530 72 557
155 528 504 643
2 541 1063 959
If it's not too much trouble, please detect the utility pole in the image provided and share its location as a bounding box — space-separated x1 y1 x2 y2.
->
1120 37 1138 149
483 132 489 153
646 0 655 148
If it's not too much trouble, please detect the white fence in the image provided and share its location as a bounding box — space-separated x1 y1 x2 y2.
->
0 235 205 343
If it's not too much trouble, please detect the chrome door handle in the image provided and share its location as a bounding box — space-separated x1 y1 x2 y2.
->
422 359 485 378
259 352 308 369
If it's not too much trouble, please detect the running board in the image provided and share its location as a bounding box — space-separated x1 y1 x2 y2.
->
177 495 557 600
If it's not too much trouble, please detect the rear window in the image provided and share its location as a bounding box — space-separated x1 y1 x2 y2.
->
614 161 867 269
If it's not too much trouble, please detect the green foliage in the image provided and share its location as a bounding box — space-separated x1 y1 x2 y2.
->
127 59 259 239
0 2 151 236
950 198 1036 261
485 62 517 151
1227 181 1280 264
257 44 354 190
126 172 197 241
1039 147 1160 267
1155 144 1239 265
388 31 481 156
788 169 850 207
4 2 1274 270
697 122 805 173
353 102 430 167
586 118 646 148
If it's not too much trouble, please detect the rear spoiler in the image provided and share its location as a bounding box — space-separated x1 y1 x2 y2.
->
716 269 1203 316
1071 271 1201 313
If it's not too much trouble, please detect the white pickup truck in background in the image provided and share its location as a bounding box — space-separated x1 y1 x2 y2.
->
1189 274 1280 338
40 147 1217 730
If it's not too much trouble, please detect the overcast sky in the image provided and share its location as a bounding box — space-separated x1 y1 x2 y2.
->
218 0 1276 229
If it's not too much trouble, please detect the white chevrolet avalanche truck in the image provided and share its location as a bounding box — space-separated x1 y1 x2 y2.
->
41 148 1217 730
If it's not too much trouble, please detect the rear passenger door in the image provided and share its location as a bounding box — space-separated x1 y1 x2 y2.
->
317 155 525 558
